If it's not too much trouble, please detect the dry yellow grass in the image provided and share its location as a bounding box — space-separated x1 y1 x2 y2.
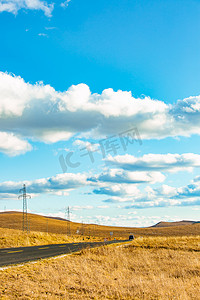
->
0 227 100 249
0 236 199 299
131 235 200 251
0 212 200 238
0 212 127 239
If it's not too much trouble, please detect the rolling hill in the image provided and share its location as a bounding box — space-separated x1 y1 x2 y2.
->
152 220 198 227
0 211 199 237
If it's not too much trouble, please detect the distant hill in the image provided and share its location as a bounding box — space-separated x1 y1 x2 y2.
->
152 220 199 228
0 212 200 237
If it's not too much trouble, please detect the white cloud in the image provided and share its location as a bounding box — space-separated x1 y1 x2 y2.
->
97 205 109 209
90 168 165 205
38 33 48 37
71 205 94 211
1 167 199 211
106 153 200 173
60 0 71 8
73 139 99 152
95 175 200 208
103 196 134 203
2 72 200 155
0 167 163 201
89 169 165 185
122 176 200 209
41 131 73 143
93 183 141 198
87 214 179 227
0 131 32 156
150 176 200 202
0 0 54 17
156 184 178 197
0 172 87 198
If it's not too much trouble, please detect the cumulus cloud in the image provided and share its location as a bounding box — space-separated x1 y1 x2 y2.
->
2 72 200 155
89 168 165 205
170 96 200 136
1 167 200 211
88 169 165 184
0 172 87 199
0 0 54 17
124 198 200 209
123 177 200 209
93 184 140 197
92 183 142 204
167 176 200 199
105 153 200 173
0 167 163 200
0 132 32 156
93 175 200 208
145 177 200 202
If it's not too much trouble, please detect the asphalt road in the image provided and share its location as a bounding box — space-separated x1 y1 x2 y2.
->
0 240 129 267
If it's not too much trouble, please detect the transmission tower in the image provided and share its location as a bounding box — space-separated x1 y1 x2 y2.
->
18 184 31 233
66 206 71 236
81 221 84 236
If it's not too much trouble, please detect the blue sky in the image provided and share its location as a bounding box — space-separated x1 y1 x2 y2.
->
0 0 200 226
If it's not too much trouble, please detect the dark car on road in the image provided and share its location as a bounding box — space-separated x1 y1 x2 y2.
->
129 235 134 240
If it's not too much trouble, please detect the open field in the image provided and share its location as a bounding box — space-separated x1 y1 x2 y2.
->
0 227 101 249
0 212 200 239
0 236 199 299
0 213 199 298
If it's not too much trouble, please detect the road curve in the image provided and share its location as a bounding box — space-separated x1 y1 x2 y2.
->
0 240 129 267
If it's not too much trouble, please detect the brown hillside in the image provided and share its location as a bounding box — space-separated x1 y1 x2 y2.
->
0 212 199 237
152 220 196 227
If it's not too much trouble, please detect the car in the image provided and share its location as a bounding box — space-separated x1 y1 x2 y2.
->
129 235 134 240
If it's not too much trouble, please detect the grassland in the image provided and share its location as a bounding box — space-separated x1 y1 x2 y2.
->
0 236 199 299
0 212 200 240
0 227 101 249
0 212 199 299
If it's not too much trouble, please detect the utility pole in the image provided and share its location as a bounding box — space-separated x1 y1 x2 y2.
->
29 219 31 233
66 206 71 236
18 184 31 233
88 223 90 239
82 221 84 236
93 224 95 237
94 223 98 237
46 219 48 234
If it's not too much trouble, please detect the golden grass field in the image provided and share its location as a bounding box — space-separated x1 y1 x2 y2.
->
0 212 200 299
0 236 199 299
0 212 200 240
0 227 101 249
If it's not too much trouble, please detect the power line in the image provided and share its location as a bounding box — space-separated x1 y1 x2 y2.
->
18 184 31 233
